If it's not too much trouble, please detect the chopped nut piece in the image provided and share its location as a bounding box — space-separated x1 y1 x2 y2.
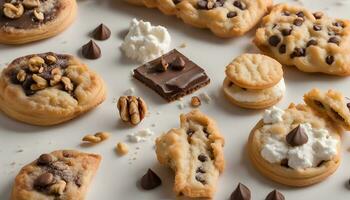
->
61 76 73 91
50 75 62 86
48 180 66 195
23 0 40 8
28 56 45 72
82 132 110 144
117 96 148 125
3 3 24 19
46 55 57 64
33 9 44 21
95 132 110 141
116 142 129 156
31 74 47 90
191 96 201 107
16 70 26 82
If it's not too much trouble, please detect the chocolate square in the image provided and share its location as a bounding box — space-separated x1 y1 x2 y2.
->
133 49 210 102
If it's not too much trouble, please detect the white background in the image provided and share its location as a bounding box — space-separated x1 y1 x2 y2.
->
1 0 350 199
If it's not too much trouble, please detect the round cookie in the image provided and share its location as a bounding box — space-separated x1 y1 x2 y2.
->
0 52 107 126
222 77 285 109
225 54 283 90
0 0 77 44
248 104 341 187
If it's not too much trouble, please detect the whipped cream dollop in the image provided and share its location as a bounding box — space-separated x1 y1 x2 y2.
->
261 123 338 170
263 106 285 124
121 19 171 63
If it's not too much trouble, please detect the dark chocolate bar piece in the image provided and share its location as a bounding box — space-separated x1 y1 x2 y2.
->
133 49 210 102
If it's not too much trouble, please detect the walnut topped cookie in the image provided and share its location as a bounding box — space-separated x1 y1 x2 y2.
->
254 4 350 76
11 150 101 200
126 0 272 38
0 52 107 126
0 0 77 44
156 110 225 198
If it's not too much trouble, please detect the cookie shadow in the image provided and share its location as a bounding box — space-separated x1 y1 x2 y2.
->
0 113 47 133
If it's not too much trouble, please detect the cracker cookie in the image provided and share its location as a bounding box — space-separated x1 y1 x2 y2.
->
0 52 107 126
254 4 350 76
248 103 341 187
304 88 350 130
0 0 77 44
126 0 272 38
155 110 225 198
11 150 101 200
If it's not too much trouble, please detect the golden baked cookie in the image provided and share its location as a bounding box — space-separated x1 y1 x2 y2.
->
304 88 350 130
248 103 341 187
254 3 350 76
11 150 101 200
0 52 107 126
0 0 77 44
155 110 225 198
225 53 283 89
126 0 272 38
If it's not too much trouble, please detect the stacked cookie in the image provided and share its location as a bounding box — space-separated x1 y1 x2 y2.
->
223 54 285 109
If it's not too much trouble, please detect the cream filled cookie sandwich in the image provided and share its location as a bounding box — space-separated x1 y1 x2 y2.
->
223 54 285 109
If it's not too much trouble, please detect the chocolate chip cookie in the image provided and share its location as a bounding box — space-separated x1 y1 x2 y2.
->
0 0 77 44
254 4 350 76
11 150 101 200
155 110 225 198
0 52 107 126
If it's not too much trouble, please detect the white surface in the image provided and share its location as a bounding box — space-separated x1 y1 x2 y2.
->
0 0 350 199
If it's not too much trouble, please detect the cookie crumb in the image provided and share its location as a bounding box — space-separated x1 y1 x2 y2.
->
124 88 135 95
190 96 201 107
116 142 129 156
199 92 212 104
128 128 154 143
179 42 187 48
178 102 186 110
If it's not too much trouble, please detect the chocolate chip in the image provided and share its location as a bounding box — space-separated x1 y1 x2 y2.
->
290 48 305 58
268 35 281 47
265 190 285 200
313 24 322 31
75 176 82 187
306 39 318 47
313 12 323 19
280 158 289 168
196 166 206 173
187 129 195 137
293 18 304 26
37 154 53 165
34 173 54 188
173 0 181 4
81 40 101 59
140 169 162 190
233 1 246 10
171 57 186 70
195 174 206 184
92 24 111 41
286 125 308 147
198 154 208 162
328 37 340 45
296 11 304 18
230 183 251 200
227 11 237 18
154 58 168 72
333 21 345 28
326 55 334 65
279 44 286 54
282 11 290 16
197 0 208 9
281 28 292 36
347 103 350 110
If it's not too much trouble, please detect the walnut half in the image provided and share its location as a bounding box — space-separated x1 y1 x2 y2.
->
117 96 147 125
3 3 24 19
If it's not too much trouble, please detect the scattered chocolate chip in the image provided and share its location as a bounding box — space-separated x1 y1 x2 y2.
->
280 159 289 168
37 154 53 165
173 0 181 4
233 1 246 10
296 11 304 18
197 0 208 9
195 174 206 184
326 55 334 65
328 37 340 45
227 11 238 18
286 125 308 147
281 28 292 36
92 24 111 41
333 21 344 28
171 57 186 70
198 154 208 162
81 40 101 59
34 173 54 188
230 183 251 200
290 48 305 58
282 11 290 16
306 39 318 47
313 24 322 31
293 18 304 26
265 190 285 200
196 166 206 173
279 44 286 54
140 169 162 190
313 12 323 19
268 35 281 47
